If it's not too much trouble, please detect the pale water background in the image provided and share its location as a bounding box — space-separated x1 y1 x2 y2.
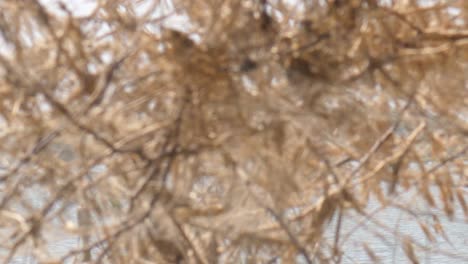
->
322 186 468 264
3 185 467 264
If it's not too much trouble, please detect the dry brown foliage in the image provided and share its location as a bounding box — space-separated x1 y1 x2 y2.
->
0 0 467 263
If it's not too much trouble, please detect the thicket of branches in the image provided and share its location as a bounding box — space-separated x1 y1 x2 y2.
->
0 0 467 263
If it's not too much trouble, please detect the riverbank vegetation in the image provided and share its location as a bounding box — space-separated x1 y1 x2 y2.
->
0 0 467 263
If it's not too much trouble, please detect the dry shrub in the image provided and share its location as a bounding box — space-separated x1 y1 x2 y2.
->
0 0 467 263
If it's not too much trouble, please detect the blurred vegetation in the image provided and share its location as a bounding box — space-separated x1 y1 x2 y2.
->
0 0 467 263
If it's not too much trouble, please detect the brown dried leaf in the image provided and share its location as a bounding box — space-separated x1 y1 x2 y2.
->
362 243 381 263
455 188 468 219
430 132 445 157
403 237 420 264
418 222 435 243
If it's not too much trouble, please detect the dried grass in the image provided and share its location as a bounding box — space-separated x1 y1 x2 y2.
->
0 0 467 263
